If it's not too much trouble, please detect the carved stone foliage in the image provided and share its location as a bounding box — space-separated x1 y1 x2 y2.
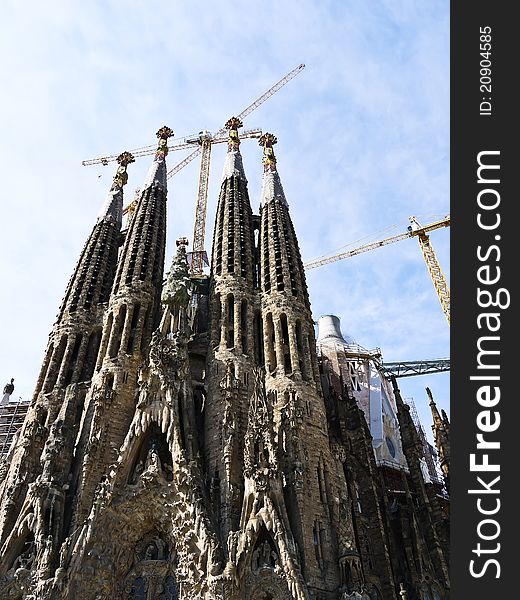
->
243 368 278 488
148 329 188 386
161 244 191 312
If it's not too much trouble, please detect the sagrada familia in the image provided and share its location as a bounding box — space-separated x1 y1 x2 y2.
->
0 120 450 600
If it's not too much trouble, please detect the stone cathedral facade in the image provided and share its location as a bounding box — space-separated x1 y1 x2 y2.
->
0 121 450 600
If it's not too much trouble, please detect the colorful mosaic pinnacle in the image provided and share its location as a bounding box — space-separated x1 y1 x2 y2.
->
110 151 135 190
259 132 278 171
225 116 243 150
155 125 174 158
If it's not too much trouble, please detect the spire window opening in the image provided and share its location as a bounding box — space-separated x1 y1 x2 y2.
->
35 343 54 396
240 300 248 354
307 332 317 379
86 243 106 306
313 520 324 565
226 193 235 274
64 334 83 386
139 220 155 281
126 304 141 354
253 311 264 367
83 283 96 310
279 208 298 296
296 320 308 380
125 207 147 285
43 335 68 392
252 216 260 288
227 243 235 274
253 254 260 289
109 305 127 358
99 236 117 301
262 207 271 292
265 313 277 374
317 460 328 504
215 237 223 275
97 313 113 369
69 238 98 312
272 211 284 291
214 293 222 346
226 294 234 349
151 226 165 285
237 189 249 278
80 330 102 382
114 211 137 292
280 313 292 374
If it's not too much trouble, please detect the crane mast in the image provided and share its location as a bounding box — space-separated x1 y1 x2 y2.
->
190 134 212 275
408 216 450 325
416 234 450 324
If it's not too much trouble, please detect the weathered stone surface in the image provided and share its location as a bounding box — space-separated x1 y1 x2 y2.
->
0 131 449 600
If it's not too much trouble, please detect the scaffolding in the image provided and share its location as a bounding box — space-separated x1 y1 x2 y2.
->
0 399 29 461
404 397 444 486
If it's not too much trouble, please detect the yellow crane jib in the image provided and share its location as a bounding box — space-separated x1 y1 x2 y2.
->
303 215 451 325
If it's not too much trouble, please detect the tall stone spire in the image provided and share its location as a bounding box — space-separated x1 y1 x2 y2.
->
51 151 134 347
211 117 254 283
427 387 450 491
71 126 173 529
259 132 288 208
258 133 315 380
0 152 134 577
96 150 135 225
205 117 257 542
256 135 353 596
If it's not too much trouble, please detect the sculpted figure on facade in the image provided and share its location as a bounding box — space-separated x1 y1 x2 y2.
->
0 127 449 600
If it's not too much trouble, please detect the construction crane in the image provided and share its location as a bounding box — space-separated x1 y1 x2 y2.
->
304 215 451 325
83 127 263 217
175 63 305 276
83 63 306 276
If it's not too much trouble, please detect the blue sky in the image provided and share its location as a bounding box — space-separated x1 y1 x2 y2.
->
0 0 449 441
